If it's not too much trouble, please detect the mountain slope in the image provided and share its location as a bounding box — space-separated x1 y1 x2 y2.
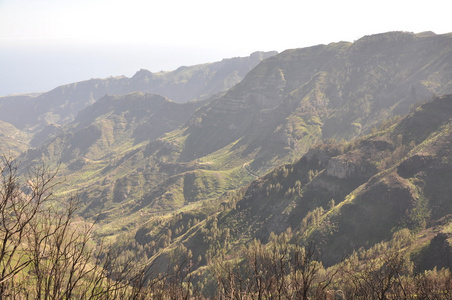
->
0 51 276 140
15 31 452 237
18 93 207 212
176 31 452 173
0 120 29 157
127 51 277 103
131 94 452 276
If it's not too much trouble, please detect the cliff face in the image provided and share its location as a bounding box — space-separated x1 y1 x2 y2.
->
304 145 343 168
326 157 364 179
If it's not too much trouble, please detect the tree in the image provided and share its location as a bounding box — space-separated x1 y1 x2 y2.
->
340 246 412 300
0 156 153 298
211 232 336 300
0 156 58 297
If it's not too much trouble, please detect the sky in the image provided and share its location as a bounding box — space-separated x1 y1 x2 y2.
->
0 0 450 96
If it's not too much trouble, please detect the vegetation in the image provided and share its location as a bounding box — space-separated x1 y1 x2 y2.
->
1 31 452 298
1 155 450 298
0 156 143 298
210 230 452 299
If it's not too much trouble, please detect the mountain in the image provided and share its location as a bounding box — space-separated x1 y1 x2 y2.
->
4 31 452 296
220 94 452 265
0 51 276 140
15 31 452 235
0 120 29 157
131 94 452 278
176 31 452 171
18 92 207 212
127 51 277 102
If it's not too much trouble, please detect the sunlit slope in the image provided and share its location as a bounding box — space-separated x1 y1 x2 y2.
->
0 51 276 146
132 95 452 274
16 31 452 244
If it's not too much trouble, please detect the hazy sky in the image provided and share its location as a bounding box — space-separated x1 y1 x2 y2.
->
0 0 450 96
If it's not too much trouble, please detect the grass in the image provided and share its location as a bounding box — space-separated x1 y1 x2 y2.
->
91 161 254 242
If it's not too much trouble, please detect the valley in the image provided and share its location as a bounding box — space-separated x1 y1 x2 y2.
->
1 31 452 298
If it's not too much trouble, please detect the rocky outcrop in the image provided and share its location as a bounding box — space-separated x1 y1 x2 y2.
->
326 158 360 179
304 145 343 168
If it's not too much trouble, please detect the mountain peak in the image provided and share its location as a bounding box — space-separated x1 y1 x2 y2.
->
352 31 415 48
416 31 437 37
131 69 153 79
249 50 278 61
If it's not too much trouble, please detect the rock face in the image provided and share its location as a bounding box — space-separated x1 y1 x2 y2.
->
326 157 362 179
304 145 343 168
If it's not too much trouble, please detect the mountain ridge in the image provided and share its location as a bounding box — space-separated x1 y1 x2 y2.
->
15 31 452 225
129 94 452 277
3 31 452 296
0 51 277 140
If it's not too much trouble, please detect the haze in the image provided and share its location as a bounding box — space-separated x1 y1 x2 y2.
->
0 0 450 96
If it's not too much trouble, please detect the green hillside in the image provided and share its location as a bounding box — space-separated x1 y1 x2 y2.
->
14 31 452 241
2 31 452 298
17 93 206 214
0 51 276 144
0 120 29 157
128 95 452 295
179 32 452 170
